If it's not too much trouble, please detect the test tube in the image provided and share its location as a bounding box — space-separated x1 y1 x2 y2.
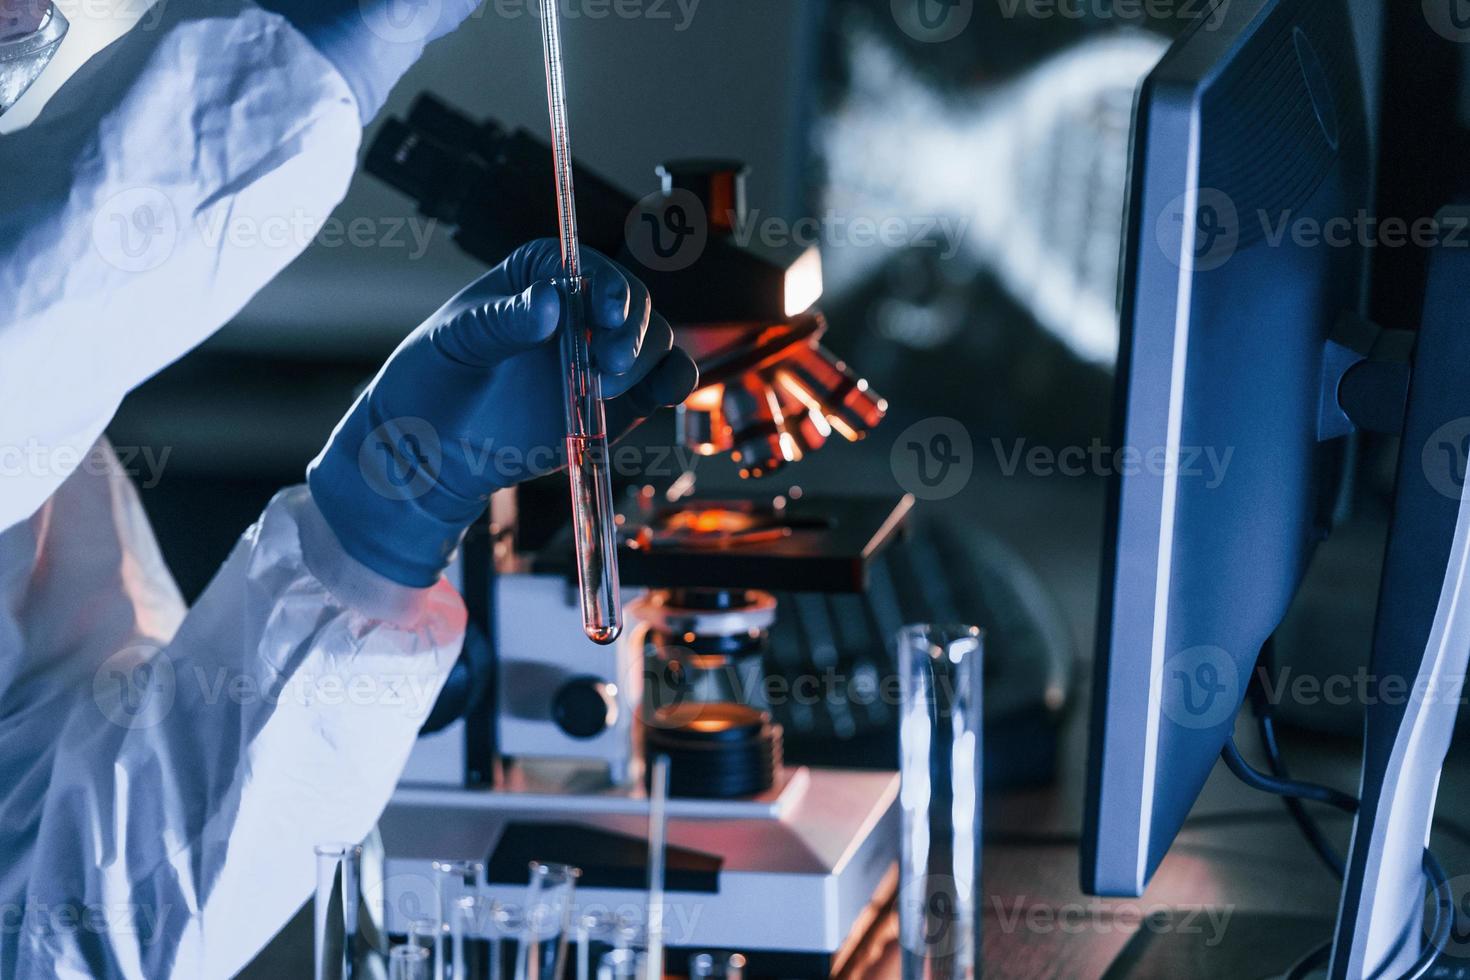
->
538 0 621 645
645 756 671 980
315 843 364 980
514 862 581 980
559 275 622 645
491 902 524 980
433 860 484 980
408 918 440 979
688 953 747 979
597 949 646 980
451 895 492 980
576 911 614 980
389 946 432 980
897 625 983 980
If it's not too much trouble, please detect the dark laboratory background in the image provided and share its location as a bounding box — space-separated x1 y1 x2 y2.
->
103 0 1408 785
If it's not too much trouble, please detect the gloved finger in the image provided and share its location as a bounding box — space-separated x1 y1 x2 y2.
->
436 280 562 367
586 257 633 331
590 264 651 377
601 312 673 399
498 240 631 321
606 347 700 439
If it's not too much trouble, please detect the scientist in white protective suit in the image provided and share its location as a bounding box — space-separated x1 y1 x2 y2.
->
0 0 699 973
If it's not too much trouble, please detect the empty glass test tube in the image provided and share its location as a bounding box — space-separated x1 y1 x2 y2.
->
432 860 484 980
389 945 432 980
897 625 983 980
515 861 581 980
689 952 747 979
315 843 364 980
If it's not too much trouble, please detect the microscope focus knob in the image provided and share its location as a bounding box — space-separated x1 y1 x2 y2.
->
552 677 618 740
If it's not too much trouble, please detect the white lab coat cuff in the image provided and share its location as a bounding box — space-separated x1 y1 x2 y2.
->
291 485 450 626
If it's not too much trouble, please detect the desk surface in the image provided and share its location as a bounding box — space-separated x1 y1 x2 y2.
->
840 716 1423 979
246 711 1470 979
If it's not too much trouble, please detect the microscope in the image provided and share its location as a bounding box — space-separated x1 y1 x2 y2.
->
364 96 908 974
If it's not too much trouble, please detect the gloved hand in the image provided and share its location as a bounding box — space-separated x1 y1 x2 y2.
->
308 240 699 588
255 0 480 122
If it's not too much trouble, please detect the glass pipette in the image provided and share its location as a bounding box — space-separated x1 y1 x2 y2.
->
538 0 622 644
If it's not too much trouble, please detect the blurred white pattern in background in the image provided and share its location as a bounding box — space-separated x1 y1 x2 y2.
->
820 31 1168 365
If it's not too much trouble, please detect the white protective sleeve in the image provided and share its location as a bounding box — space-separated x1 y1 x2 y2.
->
0 0 362 531
0 442 466 978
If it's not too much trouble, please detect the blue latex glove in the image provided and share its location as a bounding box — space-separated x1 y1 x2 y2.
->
308 240 700 587
256 0 480 122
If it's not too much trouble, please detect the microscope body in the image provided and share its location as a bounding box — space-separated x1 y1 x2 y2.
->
369 95 903 973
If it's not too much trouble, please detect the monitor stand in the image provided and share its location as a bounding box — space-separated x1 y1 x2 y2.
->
1331 214 1470 978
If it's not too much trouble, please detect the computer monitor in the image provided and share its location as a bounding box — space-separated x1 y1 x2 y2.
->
1081 0 1370 898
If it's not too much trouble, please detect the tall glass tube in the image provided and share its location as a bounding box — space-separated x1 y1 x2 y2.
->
558 275 622 645
315 843 364 980
645 755 670 980
897 625 984 980
450 896 493 980
491 902 524 980
538 0 621 645
576 911 613 980
515 862 581 980
433 860 484 980
408 918 440 980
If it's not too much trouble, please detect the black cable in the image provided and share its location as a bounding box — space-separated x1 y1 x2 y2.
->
1242 638 1455 978
1250 677 1349 878
1280 851 1451 980
1409 849 1454 980
1220 737 1359 813
1222 733 1453 978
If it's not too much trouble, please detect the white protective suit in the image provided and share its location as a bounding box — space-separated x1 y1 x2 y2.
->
0 0 467 976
